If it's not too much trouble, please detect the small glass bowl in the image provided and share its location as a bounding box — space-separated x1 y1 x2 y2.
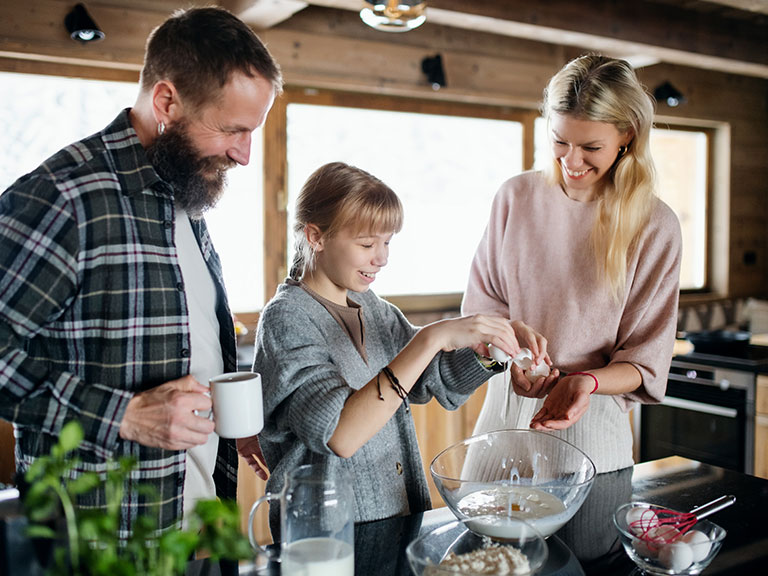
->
406 515 548 575
613 502 727 575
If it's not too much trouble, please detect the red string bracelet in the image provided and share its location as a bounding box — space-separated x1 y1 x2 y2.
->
569 371 599 394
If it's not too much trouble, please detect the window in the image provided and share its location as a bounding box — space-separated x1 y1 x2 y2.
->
650 127 708 290
0 71 264 312
281 93 528 301
534 118 710 290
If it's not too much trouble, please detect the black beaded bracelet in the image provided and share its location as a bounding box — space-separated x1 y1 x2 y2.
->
382 365 410 412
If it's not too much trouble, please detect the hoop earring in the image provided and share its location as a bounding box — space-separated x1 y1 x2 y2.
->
157 121 165 136
618 145 627 156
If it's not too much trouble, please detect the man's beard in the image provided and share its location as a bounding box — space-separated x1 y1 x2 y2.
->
145 120 236 219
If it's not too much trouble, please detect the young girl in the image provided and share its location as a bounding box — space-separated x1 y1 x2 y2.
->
246 161 547 533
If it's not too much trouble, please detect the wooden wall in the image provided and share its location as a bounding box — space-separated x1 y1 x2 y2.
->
259 7 768 299
1 4 765 296
1 0 767 539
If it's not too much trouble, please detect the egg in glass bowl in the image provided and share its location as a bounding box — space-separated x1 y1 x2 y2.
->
430 430 596 539
613 502 727 575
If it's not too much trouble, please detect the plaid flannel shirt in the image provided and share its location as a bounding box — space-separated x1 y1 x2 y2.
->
0 109 239 536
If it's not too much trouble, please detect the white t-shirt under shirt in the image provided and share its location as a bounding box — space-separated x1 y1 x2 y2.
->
174 208 223 528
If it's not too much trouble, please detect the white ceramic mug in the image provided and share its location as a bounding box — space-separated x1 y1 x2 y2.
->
208 371 263 438
249 464 355 575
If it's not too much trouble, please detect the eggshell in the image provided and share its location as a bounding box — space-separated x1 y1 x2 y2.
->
639 525 681 559
626 506 660 535
488 344 511 364
681 530 712 562
632 537 654 558
659 542 694 571
647 525 681 543
525 362 551 382
511 348 533 367
635 532 664 558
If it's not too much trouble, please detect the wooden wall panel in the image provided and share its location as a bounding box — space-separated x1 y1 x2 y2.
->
1 0 767 539
0 420 15 485
635 64 768 298
411 383 488 508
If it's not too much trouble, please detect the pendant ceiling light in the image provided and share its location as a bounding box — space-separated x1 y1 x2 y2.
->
65 3 105 43
360 1 427 33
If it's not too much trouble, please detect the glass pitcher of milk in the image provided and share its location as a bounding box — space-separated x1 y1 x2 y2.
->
249 464 354 575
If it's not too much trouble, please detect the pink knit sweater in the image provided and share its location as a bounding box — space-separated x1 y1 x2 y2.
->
462 171 682 472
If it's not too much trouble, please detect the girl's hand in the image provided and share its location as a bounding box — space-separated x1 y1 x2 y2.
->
236 434 269 480
425 314 522 357
528 373 594 430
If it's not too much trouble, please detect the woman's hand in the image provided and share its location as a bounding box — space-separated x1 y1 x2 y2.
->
509 363 560 398
528 373 595 430
511 320 551 367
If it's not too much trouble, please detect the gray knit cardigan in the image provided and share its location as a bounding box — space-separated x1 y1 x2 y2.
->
253 282 496 536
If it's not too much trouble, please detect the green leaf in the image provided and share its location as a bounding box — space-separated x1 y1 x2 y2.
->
19 427 254 576
25 524 58 539
77 516 100 542
26 499 59 522
59 420 84 452
66 472 100 495
25 457 48 482
159 529 198 571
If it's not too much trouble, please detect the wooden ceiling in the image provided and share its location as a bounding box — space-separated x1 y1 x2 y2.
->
2 0 767 78
266 0 768 78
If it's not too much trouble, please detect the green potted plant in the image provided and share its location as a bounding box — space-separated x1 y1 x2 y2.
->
22 420 251 576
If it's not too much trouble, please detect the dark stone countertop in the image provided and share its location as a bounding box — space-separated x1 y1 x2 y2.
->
10 457 758 575
673 344 768 374
222 456 768 576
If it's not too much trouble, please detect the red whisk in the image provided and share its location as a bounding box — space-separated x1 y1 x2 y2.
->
629 495 735 546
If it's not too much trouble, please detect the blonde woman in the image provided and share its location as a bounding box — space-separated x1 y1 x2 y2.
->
462 55 682 473
245 162 545 534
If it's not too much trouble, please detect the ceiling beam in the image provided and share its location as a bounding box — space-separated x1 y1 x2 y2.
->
302 0 768 78
220 0 309 28
702 0 768 14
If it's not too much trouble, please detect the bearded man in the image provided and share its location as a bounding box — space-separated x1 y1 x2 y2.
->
0 6 282 538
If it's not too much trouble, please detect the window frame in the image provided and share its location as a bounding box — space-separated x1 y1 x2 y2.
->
262 87 537 314
651 121 716 295
0 58 721 321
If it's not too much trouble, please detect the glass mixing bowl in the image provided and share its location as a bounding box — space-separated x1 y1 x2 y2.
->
430 429 596 538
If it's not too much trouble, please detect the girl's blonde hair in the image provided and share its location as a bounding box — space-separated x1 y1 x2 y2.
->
542 54 657 300
290 162 404 280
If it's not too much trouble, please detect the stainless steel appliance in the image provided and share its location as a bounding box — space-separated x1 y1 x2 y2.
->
639 345 768 475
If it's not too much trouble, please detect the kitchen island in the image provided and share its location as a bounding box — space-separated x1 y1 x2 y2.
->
205 456 768 576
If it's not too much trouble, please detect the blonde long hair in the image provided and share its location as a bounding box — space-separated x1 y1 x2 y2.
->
542 54 657 300
290 162 404 281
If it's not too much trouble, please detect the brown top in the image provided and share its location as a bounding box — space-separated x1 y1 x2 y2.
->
299 281 367 363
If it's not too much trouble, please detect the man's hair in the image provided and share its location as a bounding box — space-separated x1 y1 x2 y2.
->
140 6 283 111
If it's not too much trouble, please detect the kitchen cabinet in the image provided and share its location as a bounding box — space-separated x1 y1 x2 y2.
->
0 420 13 486
755 375 768 479
411 383 487 506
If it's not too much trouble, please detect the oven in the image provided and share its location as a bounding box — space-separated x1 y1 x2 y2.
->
639 353 759 475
